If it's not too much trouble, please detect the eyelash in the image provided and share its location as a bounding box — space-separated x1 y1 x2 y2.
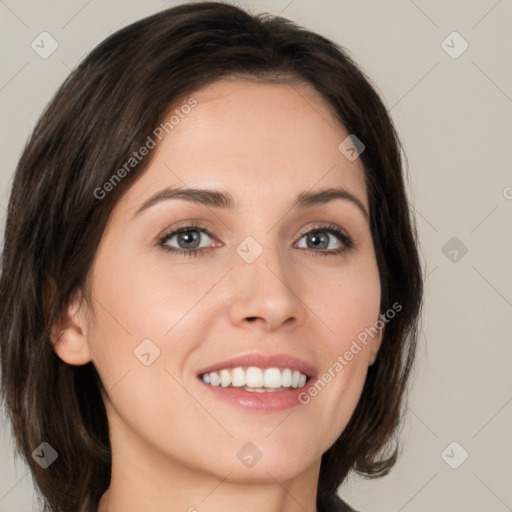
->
157 222 353 258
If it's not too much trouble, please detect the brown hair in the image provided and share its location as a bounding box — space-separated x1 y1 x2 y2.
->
0 2 423 511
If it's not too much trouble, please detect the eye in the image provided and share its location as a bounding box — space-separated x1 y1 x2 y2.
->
158 223 216 257
295 224 353 256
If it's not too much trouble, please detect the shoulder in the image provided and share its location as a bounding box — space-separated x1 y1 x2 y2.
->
318 492 361 512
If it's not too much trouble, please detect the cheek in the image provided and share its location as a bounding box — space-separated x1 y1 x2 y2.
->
87 250 198 341
299 254 381 432
85 252 223 397
311 251 381 349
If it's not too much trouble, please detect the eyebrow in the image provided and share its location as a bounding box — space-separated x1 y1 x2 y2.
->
133 185 369 220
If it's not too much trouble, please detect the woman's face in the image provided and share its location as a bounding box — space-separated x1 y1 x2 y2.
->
66 78 382 486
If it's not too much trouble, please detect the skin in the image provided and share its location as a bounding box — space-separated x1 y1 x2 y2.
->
52 78 383 512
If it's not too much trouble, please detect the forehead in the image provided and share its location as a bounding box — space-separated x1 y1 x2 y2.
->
117 78 368 217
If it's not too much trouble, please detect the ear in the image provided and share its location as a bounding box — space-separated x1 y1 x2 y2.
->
369 318 385 367
49 287 92 366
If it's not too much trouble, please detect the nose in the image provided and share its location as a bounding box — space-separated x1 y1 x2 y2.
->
227 244 306 332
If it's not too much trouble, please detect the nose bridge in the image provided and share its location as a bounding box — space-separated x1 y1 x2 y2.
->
228 234 304 329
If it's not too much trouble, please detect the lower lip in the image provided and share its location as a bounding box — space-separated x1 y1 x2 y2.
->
199 378 316 412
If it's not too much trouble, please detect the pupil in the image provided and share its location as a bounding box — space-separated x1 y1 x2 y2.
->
178 231 199 248
308 232 328 249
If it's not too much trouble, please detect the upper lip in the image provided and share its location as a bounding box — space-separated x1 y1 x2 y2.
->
196 352 318 378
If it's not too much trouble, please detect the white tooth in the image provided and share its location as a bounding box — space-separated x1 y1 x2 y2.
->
205 367 307 390
231 367 246 387
220 369 231 387
281 368 292 387
264 368 282 388
209 371 221 386
245 367 264 387
244 387 266 393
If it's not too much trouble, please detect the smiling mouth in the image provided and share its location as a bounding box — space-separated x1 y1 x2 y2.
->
199 366 311 392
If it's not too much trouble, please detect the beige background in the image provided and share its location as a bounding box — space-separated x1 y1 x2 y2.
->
1 1 511 511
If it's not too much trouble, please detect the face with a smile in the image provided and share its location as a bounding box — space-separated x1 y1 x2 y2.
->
55 78 383 500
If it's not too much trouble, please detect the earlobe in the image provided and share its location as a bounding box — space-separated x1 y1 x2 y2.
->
369 323 385 366
50 289 92 366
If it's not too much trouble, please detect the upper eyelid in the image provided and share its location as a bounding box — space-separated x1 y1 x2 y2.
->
159 223 214 240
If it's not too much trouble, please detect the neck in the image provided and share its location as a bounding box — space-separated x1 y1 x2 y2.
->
97 461 320 512
97 400 321 512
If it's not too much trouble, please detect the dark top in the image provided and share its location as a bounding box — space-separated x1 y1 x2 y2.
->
318 493 360 512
